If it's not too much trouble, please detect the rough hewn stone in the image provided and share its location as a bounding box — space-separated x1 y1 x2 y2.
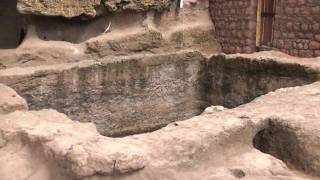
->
1 51 319 137
0 84 28 114
17 0 101 18
17 0 175 18
104 0 174 12
1 53 320 179
0 51 208 137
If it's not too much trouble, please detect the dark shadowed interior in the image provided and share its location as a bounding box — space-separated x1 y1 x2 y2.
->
0 0 24 49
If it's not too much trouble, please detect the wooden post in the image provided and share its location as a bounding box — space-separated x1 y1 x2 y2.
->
256 0 262 47
270 0 276 46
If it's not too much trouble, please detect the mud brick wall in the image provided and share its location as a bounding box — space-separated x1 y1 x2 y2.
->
272 0 320 57
209 0 258 54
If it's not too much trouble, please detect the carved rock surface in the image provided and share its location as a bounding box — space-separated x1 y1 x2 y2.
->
1 52 320 179
104 0 174 12
0 109 147 180
17 0 175 18
1 82 320 180
17 0 101 18
1 51 319 137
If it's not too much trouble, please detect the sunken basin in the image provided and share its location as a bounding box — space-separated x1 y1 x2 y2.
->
0 51 318 137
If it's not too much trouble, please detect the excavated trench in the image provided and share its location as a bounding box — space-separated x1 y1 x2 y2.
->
0 52 319 137
1 1 320 179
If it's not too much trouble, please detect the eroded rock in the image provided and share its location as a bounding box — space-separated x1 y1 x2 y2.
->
0 83 28 114
2 80 320 179
1 0 220 68
104 0 175 12
1 0 320 179
1 52 320 179
17 0 175 18
17 0 101 18
0 109 147 179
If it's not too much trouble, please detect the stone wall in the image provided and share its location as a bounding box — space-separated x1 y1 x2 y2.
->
272 0 320 57
209 0 257 54
209 0 320 57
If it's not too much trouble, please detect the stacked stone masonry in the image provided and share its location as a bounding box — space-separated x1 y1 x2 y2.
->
209 0 258 54
272 0 320 57
210 0 320 57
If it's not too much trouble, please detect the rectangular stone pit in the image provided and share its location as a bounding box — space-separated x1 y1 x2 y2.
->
0 51 318 137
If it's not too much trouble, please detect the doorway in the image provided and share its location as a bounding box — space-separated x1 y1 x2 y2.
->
256 0 276 48
0 0 23 49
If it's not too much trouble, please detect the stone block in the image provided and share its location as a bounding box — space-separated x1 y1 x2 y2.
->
311 6 320 14
310 41 320 50
315 34 320 42
313 23 320 31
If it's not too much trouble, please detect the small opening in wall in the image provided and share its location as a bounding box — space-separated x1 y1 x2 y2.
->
0 0 23 49
18 29 26 45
